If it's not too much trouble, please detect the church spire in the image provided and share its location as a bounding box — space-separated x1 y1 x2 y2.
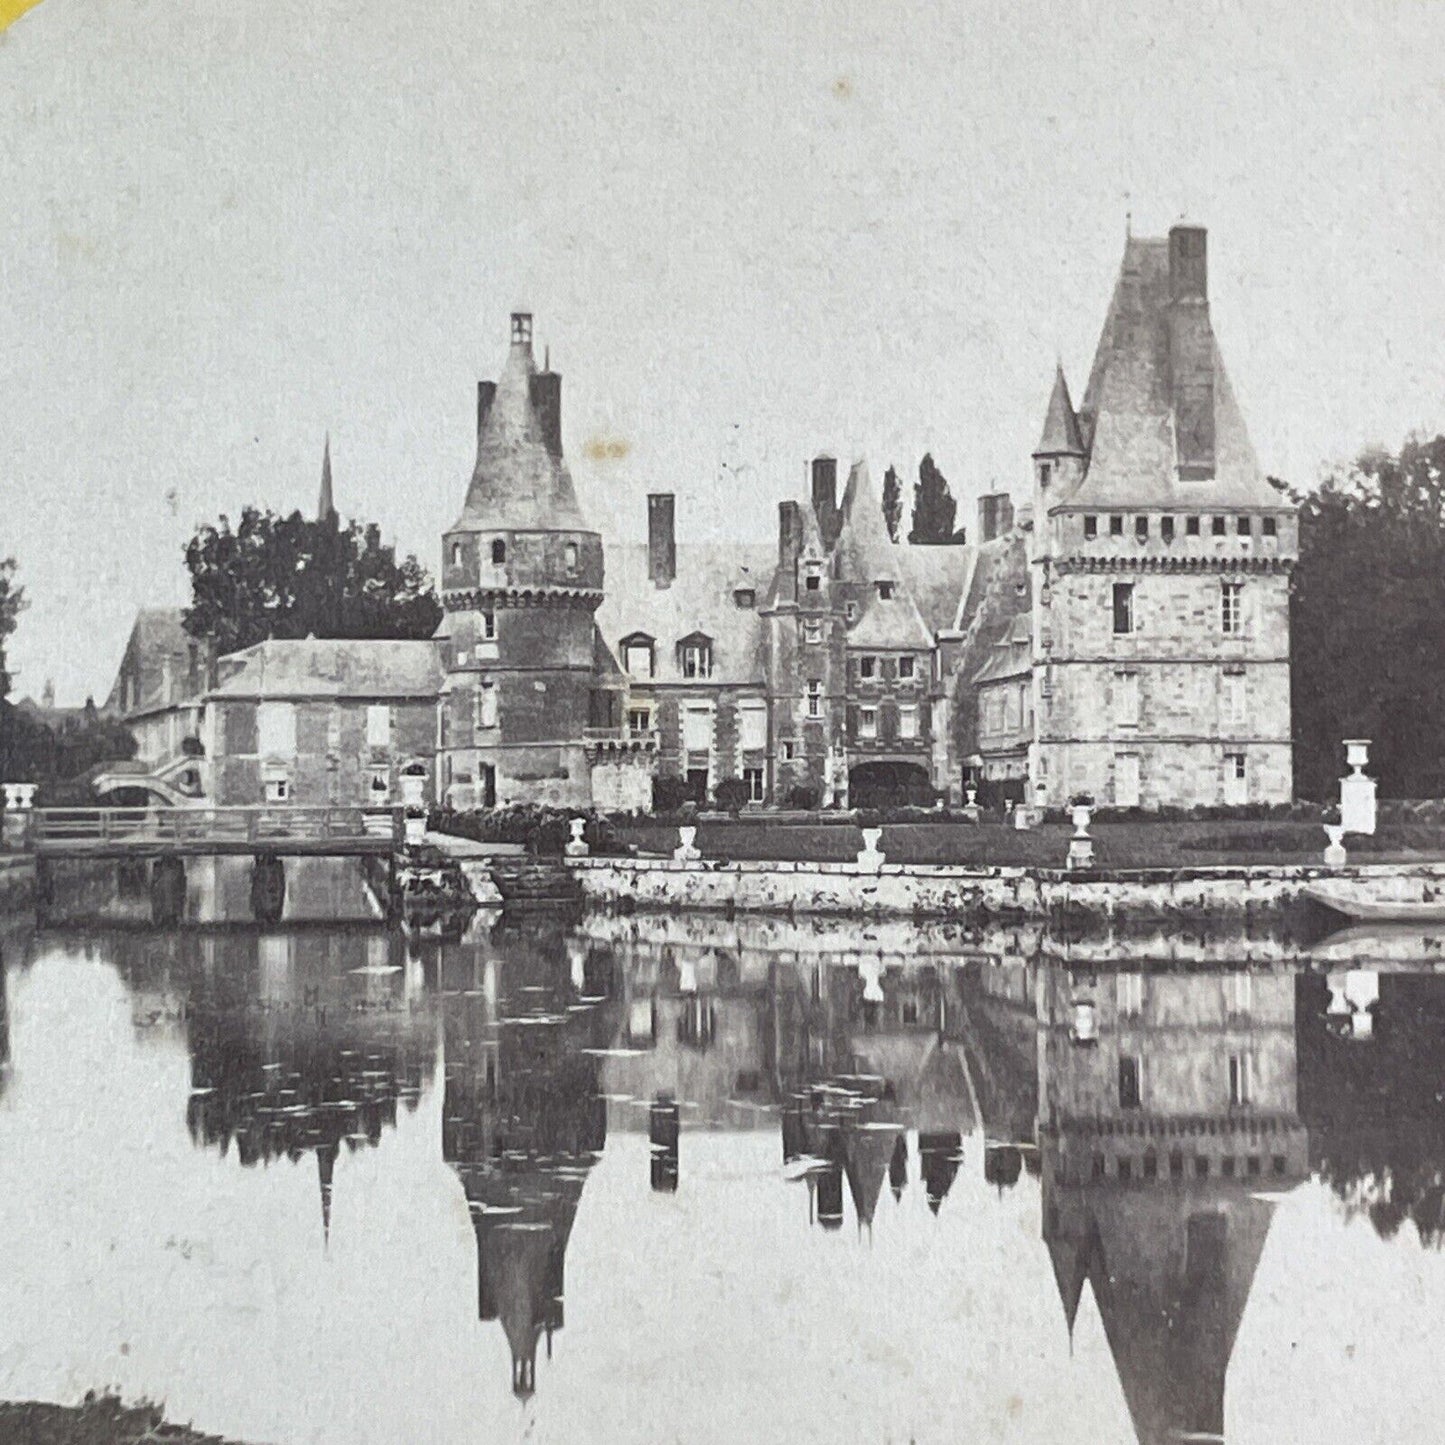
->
318 435 337 524
317 1140 337 1246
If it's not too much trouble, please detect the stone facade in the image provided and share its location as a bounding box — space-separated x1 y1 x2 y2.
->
436 313 619 810
1027 224 1297 809
203 639 440 807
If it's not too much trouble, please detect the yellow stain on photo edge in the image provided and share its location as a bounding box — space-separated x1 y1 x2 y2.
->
0 0 46 32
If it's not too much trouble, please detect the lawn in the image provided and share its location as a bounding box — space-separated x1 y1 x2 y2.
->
608 818 1445 869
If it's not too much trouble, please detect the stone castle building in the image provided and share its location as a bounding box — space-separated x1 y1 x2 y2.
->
104 224 1299 814
1023 224 1297 809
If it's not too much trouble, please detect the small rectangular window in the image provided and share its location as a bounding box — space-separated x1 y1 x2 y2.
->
1212 516 1226 536
897 704 918 740
366 704 391 748
1236 516 1251 536
1112 582 1135 635
806 681 823 719
1229 1053 1253 1106
627 706 652 734
802 619 822 645
805 573 821 592
1160 516 1175 542
860 656 876 680
1221 582 1244 635
1083 515 1098 539
1135 515 1148 539
1113 670 1140 728
1109 514 1124 536
1262 516 1278 537
481 610 497 640
858 707 878 740
1186 516 1201 536
877 581 894 600
897 656 915 679
744 766 765 803
844 601 858 622
781 740 797 761
1119 1056 1142 1110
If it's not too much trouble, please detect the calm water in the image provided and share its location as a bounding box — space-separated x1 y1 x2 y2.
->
2 862 1444 1443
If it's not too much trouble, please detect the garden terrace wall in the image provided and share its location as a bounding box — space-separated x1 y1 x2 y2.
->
568 855 1445 920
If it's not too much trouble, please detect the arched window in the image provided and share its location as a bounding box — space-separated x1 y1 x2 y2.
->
450 540 463 567
491 538 506 565
677 633 713 680
621 632 656 679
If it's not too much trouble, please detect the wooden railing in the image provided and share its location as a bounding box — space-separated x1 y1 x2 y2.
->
30 806 404 852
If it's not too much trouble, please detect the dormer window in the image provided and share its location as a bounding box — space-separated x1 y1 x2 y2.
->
678 634 714 680
621 632 656 680
491 538 507 565
1084 515 1098 539
803 619 822 645
876 581 894 601
733 588 755 609
804 567 822 593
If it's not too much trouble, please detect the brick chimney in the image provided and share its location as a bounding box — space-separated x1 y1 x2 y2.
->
977 492 1016 543
647 494 676 588
810 455 841 550
777 501 806 604
1168 223 1215 480
476 381 497 448
529 368 562 459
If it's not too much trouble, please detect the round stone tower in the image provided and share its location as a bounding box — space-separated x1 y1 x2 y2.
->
437 312 604 808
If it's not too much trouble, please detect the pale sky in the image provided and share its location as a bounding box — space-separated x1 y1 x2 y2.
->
3 0 1445 703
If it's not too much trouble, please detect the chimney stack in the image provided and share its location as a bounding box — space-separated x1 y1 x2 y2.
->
529 369 562 458
647 494 676 588
477 381 497 447
977 492 1015 543
1167 224 1215 480
510 311 534 354
810 455 840 550
778 501 806 595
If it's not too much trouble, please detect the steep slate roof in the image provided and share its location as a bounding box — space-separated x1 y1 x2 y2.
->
972 613 1032 686
1036 364 1085 456
836 462 936 651
103 608 201 717
595 541 775 687
207 638 442 700
451 331 591 534
1054 236 1287 513
896 542 973 636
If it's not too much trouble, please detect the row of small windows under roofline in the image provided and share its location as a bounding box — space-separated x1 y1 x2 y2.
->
1077 513 1281 542
852 654 923 682
446 536 584 570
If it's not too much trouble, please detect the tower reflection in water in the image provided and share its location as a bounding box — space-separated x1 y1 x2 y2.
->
439 914 621 1399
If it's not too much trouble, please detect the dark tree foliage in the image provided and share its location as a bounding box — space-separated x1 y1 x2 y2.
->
1290 436 1445 800
881 465 904 543
0 700 137 784
0 557 24 706
183 507 442 657
908 454 964 545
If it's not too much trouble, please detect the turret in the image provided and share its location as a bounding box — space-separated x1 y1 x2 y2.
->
1032 364 1086 499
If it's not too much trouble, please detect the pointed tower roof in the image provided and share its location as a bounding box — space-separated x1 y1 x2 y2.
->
317 435 337 523
1034 365 1085 457
843 1120 903 1230
837 460 937 650
451 313 591 534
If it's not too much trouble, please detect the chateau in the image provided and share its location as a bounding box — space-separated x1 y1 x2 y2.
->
103 223 1298 814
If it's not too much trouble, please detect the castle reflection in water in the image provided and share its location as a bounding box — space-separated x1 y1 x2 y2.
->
25 863 1445 1445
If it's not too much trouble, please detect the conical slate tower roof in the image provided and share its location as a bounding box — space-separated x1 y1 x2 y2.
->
1035 364 1085 456
452 316 591 534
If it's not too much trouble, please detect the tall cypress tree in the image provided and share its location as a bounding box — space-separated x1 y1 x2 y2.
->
909 454 960 545
881 465 903 543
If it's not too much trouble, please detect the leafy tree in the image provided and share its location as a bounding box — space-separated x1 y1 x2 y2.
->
1290 435 1445 799
908 454 964 545
0 557 24 706
881 465 903 543
183 507 442 657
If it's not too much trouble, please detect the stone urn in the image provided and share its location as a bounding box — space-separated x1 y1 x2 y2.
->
3 782 37 812
965 785 978 808
1340 739 1377 836
1323 823 1347 868
565 817 590 857
674 825 701 862
857 826 885 873
1344 739 1371 771
1067 804 1095 870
